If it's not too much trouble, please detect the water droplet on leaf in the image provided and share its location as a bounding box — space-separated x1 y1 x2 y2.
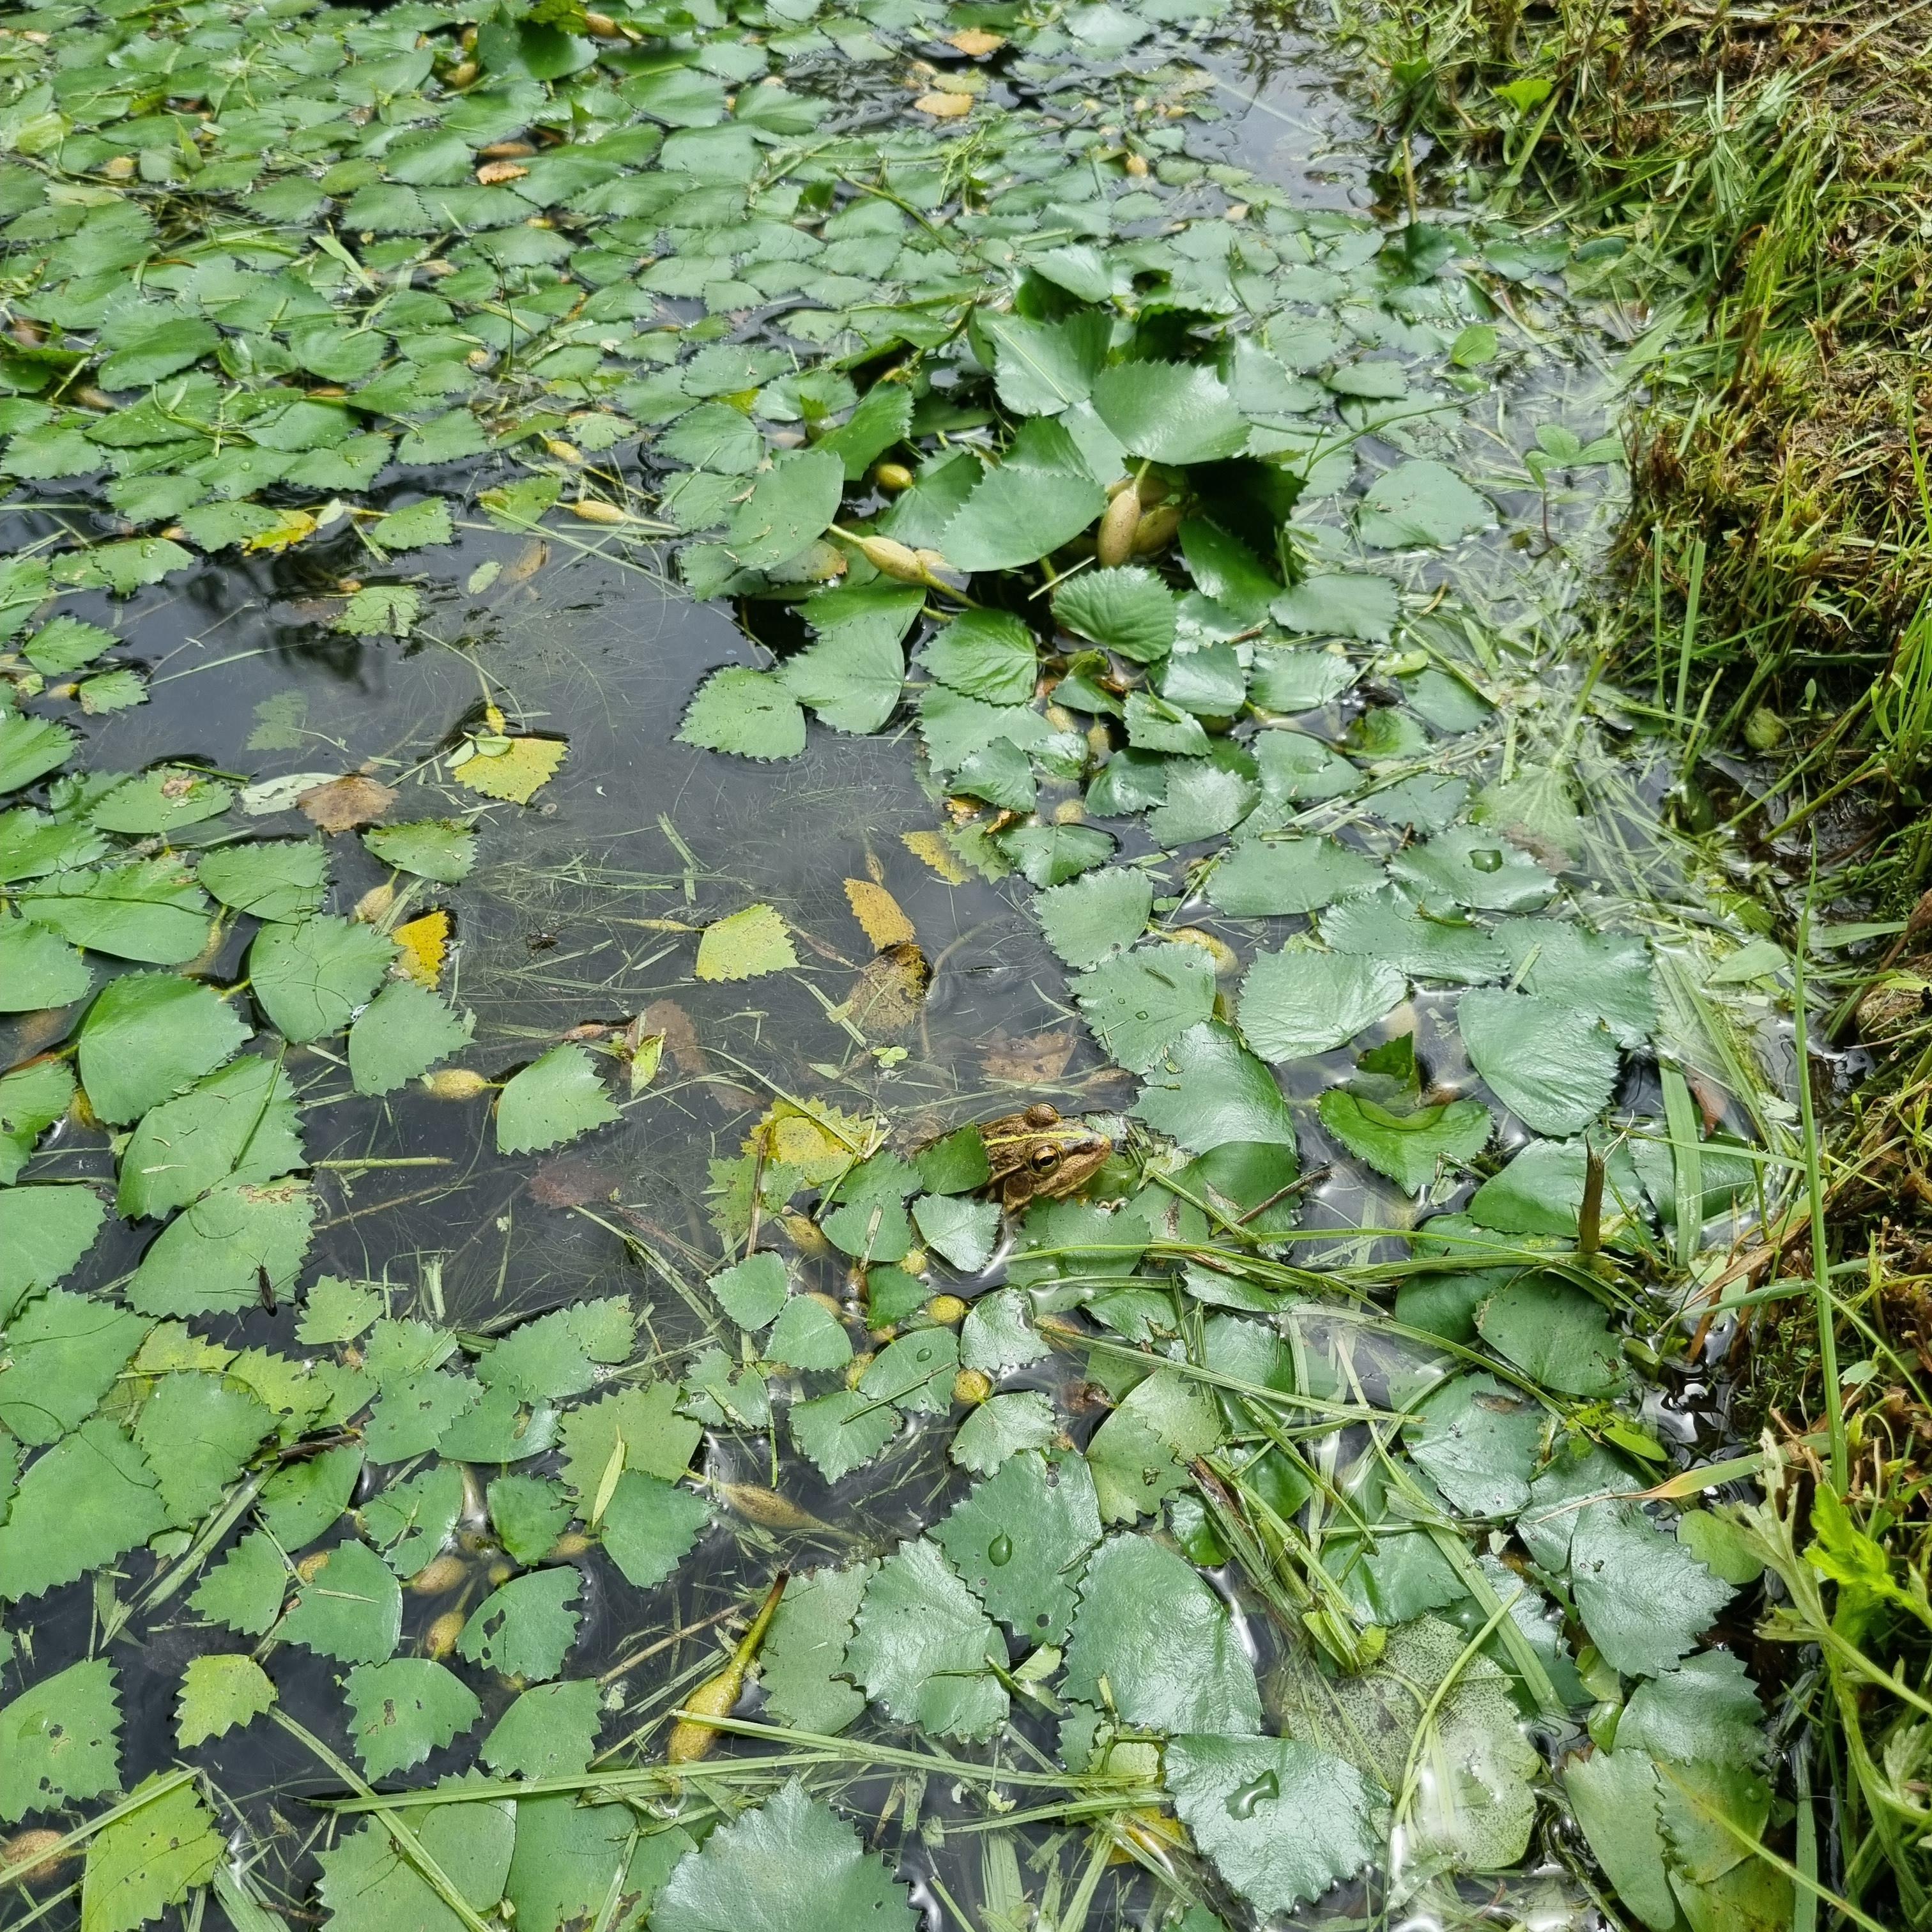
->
1227 1770 1278 1818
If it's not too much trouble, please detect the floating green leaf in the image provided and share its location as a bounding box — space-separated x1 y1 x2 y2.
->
1356 458 1494 547
279 1538 404 1665
932 1450 1103 1643
845 1537 1008 1741
80 1774 223 1932
249 915 395 1043
481 1678 602 1780
344 1659 481 1780
1062 1533 1262 1735
79 974 247 1124
1459 989 1620 1137
1053 565 1177 662
1238 949 1406 1061
496 1045 619 1156
176 1654 275 1749
349 981 474 1096
1167 1734 1376 1915
117 1056 303 1220
650 1779 916 1932
1319 1088 1492 1193
0 1659 121 1823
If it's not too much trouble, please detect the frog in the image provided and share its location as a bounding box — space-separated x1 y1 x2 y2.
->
977 1103 1114 1209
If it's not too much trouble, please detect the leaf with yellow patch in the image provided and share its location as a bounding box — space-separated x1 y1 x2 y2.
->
243 510 318 555
844 878 916 949
392 910 449 988
914 91 972 118
745 1099 878 1184
455 737 566 805
695 904 797 982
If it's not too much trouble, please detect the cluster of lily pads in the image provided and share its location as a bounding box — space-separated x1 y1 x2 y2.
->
0 0 1791 1929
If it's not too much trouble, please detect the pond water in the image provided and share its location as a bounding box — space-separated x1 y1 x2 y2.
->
0 3 1798 1931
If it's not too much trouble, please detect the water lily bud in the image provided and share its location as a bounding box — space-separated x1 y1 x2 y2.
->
353 881 394 924
569 498 629 525
780 1211 829 1255
1124 150 1149 177
409 1554 468 1595
1133 503 1182 555
1 1830 70 1885
445 59 478 87
425 1609 466 1659
582 10 619 32
1052 799 1086 825
487 1559 514 1586
1096 484 1141 567
900 1246 928 1276
845 1351 875 1390
853 533 925 581
296 1551 331 1584
545 439 582 464
873 461 914 493
924 1294 968 1326
548 1532 592 1560
668 1576 786 1766
422 1068 491 1101
953 1368 992 1406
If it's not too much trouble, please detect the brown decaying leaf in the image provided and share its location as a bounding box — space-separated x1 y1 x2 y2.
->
983 1029 1077 1084
639 999 706 1077
298 773 397 832
843 877 917 949
475 160 528 184
846 942 930 1038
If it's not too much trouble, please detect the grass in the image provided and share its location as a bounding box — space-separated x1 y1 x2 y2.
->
1312 0 1932 1922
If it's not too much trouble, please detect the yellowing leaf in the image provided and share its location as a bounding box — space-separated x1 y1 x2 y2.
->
176 1653 276 1747
243 510 318 555
456 736 566 804
914 90 972 118
627 1031 664 1094
947 27 1004 54
392 910 449 988
844 878 917 949
901 829 970 884
746 1099 877 1183
695 904 797 982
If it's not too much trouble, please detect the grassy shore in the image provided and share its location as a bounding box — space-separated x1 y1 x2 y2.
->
1330 0 1932 1920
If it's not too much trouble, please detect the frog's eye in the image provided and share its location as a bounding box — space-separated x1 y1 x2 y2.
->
1029 1146 1060 1172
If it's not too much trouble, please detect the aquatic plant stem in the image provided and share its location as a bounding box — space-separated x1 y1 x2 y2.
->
270 1712 494 1932
1793 896 1848 1492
